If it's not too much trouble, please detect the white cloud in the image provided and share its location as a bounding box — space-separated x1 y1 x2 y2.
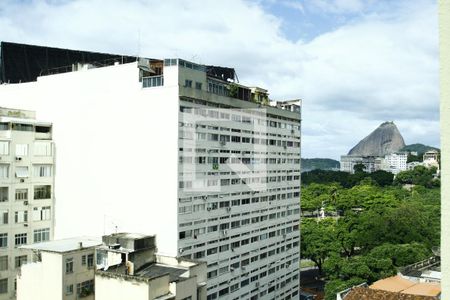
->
0 0 439 159
309 0 368 14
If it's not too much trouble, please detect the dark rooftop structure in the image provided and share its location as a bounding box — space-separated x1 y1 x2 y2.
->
0 41 137 84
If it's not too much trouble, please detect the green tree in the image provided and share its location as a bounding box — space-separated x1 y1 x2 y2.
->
369 170 394 186
301 218 338 274
368 243 430 267
394 165 438 188
353 163 366 173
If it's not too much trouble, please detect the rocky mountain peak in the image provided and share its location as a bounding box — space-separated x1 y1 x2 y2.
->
348 122 406 156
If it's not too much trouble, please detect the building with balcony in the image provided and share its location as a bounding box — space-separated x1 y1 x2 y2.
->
0 42 301 300
0 107 55 299
17 237 101 300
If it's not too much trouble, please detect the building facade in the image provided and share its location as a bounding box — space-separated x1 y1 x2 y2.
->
96 233 207 300
17 237 101 300
0 107 55 299
383 152 407 174
0 44 301 300
175 59 301 300
340 155 379 174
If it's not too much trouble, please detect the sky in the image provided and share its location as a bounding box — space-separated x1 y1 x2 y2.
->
0 0 439 159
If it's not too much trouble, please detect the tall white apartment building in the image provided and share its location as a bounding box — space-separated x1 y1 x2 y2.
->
0 107 55 299
383 152 407 174
0 44 301 300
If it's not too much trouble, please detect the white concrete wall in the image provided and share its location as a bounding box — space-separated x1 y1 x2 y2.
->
0 62 179 255
95 274 150 300
17 252 62 300
175 277 197 300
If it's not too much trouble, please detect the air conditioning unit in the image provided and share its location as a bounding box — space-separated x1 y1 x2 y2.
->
230 267 235 271
178 248 184 254
15 157 22 161
291 129 295 133
221 230 227 236
283 234 287 239
202 195 208 201
226 207 231 212
283 145 287 149
207 207 212 211
24 223 28 227
23 201 28 205
20 179 25 183
255 282 260 288
219 140 226 146
241 266 246 271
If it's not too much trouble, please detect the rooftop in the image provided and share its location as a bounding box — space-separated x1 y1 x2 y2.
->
344 287 439 300
135 264 188 282
370 275 417 292
368 275 441 298
20 237 102 253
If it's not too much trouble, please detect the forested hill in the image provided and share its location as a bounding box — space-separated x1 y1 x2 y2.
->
301 158 340 171
401 143 440 155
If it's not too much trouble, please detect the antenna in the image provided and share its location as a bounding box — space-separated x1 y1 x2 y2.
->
137 28 142 57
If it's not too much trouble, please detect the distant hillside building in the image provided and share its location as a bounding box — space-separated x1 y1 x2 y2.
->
341 122 408 174
383 152 408 175
340 156 381 174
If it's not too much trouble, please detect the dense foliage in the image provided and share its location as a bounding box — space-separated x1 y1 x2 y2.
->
300 167 440 300
301 169 394 188
301 158 340 171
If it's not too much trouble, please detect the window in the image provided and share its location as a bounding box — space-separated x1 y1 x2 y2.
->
14 255 27 268
81 255 87 265
0 141 9 155
0 165 8 179
0 278 7 294
0 234 7 248
0 211 7 225
35 126 51 133
34 228 50 243
15 189 28 201
34 185 51 199
34 165 52 177
76 279 94 297
87 254 94 268
14 233 27 246
33 142 52 156
33 206 51 221
66 284 74 295
195 82 202 90
185 79 193 88
0 256 7 271
15 166 29 178
14 211 28 223
15 144 28 157
66 258 74 274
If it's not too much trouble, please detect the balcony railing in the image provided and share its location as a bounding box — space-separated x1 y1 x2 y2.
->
143 75 164 88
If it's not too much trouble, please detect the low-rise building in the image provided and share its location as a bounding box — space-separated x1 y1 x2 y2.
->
17 237 102 300
95 233 206 300
340 156 379 174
